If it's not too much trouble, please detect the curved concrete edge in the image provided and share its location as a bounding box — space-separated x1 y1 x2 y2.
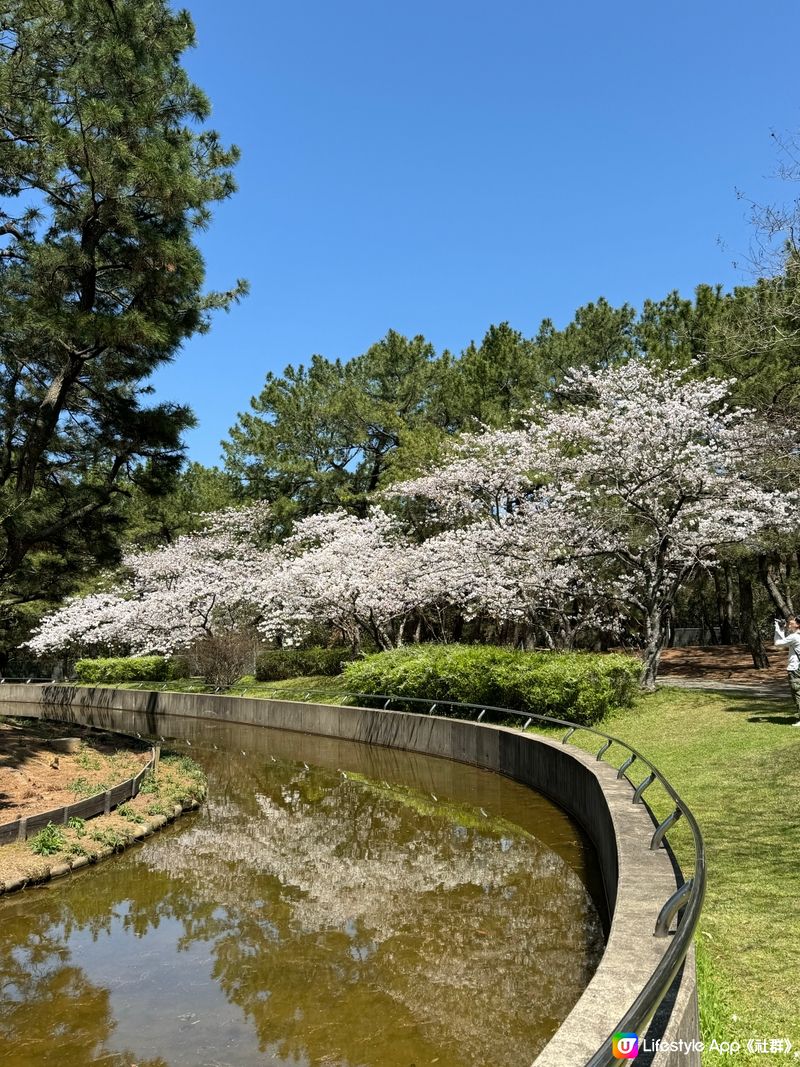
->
0 798 200 896
0 684 700 1064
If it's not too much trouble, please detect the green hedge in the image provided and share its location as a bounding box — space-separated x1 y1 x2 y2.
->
74 656 170 683
255 647 354 682
341 644 640 726
165 654 192 680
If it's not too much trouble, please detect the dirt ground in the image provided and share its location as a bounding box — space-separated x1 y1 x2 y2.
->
0 718 150 821
658 643 791 682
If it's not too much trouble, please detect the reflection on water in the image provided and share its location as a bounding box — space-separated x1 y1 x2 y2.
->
0 710 605 1067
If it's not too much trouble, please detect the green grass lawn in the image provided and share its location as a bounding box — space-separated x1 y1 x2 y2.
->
78 674 350 700
559 686 799 1065
228 674 350 700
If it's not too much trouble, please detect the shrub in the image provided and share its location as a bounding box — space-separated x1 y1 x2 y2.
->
255 647 354 682
138 771 157 795
67 776 103 797
75 747 101 770
188 631 255 687
166 654 191 680
29 822 67 856
74 656 169 683
90 827 127 850
117 803 144 823
341 644 639 727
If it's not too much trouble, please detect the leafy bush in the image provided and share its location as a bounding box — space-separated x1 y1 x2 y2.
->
138 771 157 795
166 654 191 680
117 803 144 823
342 644 639 726
90 827 127 850
255 647 354 682
75 747 101 770
74 656 169 683
67 776 103 797
29 822 67 856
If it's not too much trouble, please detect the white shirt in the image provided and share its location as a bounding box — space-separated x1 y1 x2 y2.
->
774 623 800 672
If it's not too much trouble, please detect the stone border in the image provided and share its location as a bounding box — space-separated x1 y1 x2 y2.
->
0 798 200 895
0 684 700 1066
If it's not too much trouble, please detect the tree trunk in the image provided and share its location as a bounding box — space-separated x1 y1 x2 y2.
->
738 569 770 668
714 565 735 644
538 622 556 650
640 603 668 691
699 591 717 645
758 554 794 618
522 620 537 650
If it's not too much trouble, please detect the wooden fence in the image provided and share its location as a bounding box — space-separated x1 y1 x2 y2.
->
0 746 159 845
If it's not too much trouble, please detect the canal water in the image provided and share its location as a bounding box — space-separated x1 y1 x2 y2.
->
0 712 605 1067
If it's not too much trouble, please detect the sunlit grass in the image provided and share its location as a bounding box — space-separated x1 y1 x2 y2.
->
226 674 350 702
563 686 799 1064
83 674 351 701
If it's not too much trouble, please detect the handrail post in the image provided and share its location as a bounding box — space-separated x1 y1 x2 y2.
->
651 807 682 850
633 772 656 803
654 879 693 937
616 753 636 779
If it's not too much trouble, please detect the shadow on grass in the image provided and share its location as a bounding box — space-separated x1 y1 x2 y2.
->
695 688 799 724
668 685 799 724
745 712 800 725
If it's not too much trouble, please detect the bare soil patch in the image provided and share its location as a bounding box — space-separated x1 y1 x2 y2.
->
0 735 206 893
658 643 790 682
0 717 150 821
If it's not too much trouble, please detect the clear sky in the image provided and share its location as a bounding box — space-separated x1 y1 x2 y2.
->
150 0 800 465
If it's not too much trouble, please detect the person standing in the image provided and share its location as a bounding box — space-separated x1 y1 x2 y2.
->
773 617 800 725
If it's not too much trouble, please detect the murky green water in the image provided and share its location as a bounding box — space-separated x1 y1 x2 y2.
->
0 712 605 1067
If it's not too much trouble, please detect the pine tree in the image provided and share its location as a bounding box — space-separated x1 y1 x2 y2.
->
0 0 246 623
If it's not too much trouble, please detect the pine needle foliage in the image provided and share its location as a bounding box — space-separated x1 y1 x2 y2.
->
0 0 246 613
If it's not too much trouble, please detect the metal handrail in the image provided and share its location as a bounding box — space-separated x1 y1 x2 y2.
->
242 684 705 1065
8 678 704 1064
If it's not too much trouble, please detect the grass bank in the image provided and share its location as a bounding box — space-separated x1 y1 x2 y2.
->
75 674 350 701
557 686 799 1065
0 740 207 894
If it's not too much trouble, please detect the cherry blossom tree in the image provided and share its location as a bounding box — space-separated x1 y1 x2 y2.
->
540 363 794 686
28 363 796 690
27 505 275 672
261 509 426 650
28 505 428 661
392 362 795 687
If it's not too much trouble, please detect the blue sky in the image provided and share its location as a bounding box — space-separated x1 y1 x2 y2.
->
151 0 800 465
